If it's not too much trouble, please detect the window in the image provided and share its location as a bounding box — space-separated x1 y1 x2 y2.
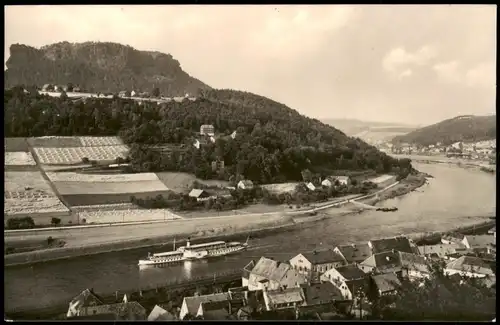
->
299 266 302 271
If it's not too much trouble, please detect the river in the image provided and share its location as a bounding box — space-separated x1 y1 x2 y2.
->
4 163 496 314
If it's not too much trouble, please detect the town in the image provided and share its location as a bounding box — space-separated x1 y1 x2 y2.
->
61 225 496 321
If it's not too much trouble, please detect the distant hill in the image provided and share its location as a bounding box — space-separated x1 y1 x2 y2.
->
323 118 418 144
392 115 496 146
4 42 210 96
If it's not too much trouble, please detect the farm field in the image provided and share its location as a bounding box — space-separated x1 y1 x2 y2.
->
4 138 30 152
76 208 182 224
4 152 37 166
33 145 129 165
46 172 160 183
71 203 138 212
156 172 230 193
27 136 124 148
261 182 299 194
4 172 70 223
53 180 169 195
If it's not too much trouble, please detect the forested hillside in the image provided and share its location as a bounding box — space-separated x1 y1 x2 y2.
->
392 115 496 146
5 87 412 184
4 42 210 96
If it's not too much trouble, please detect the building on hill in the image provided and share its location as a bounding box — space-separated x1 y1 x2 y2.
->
335 176 351 186
237 180 254 190
180 292 231 320
333 243 372 264
200 124 215 136
75 301 147 321
263 287 305 311
246 257 308 291
321 176 350 187
320 264 369 300
196 299 245 320
305 182 316 191
67 288 104 318
441 232 468 248
242 260 256 287
188 189 212 201
368 273 402 299
366 175 396 189
444 256 495 279
417 243 463 260
368 236 418 255
289 250 347 282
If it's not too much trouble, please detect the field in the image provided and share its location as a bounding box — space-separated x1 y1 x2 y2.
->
76 208 182 224
4 152 37 166
4 138 30 152
156 172 230 193
33 145 129 165
71 203 138 212
4 172 70 223
53 180 169 195
261 182 299 194
27 136 124 148
46 172 160 183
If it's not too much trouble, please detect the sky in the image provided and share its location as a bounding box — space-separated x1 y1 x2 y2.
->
4 5 497 125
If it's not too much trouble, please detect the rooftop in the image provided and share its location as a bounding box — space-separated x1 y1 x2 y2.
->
302 249 346 265
466 235 495 249
301 282 343 306
183 292 231 317
335 243 372 262
78 301 147 321
371 273 402 293
250 257 292 282
147 305 177 321
334 264 367 281
369 236 416 254
265 287 305 305
418 244 460 257
446 256 495 276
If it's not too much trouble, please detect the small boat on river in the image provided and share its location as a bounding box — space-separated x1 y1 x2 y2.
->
376 207 398 212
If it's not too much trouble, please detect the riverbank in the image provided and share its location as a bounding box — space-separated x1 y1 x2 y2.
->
391 154 496 174
4 173 427 267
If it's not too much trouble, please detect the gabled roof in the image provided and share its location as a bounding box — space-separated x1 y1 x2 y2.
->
445 256 495 276
69 288 103 308
198 299 243 320
336 176 350 181
418 244 460 257
265 287 305 305
183 293 231 317
301 249 346 265
466 235 495 249
250 257 291 282
189 189 208 198
361 251 401 271
371 273 401 293
398 251 429 273
148 305 176 321
334 264 367 281
335 243 372 262
301 282 343 306
369 236 416 254
78 302 147 320
487 227 496 234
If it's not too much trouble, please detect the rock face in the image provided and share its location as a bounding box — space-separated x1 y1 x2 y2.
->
4 41 211 96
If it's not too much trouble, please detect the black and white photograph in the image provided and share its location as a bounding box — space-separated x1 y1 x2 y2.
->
4 4 496 321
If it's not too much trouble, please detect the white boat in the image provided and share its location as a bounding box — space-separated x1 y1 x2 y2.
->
138 236 249 266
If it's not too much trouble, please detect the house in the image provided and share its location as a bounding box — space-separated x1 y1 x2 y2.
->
67 288 104 318
238 180 254 190
487 226 495 238
368 236 418 255
369 273 402 298
336 176 351 186
333 243 372 264
231 130 237 139
188 189 212 201
242 260 256 287
441 232 468 248
444 256 495 279
320 264 369 300
300 282 344 313
41 83 54 91
398 251 431 281
118 91 127 98
359 250 428 277
263 287 305 311
147 304 177 321
465 235 496 252
180 292 231 320
76 301 147 320
200 124 215 136
306 182 316 191
417 243 463 259
246 257 308 291
289 249 347 282
196 299 244 320
321 176 337 187
131 90 137 97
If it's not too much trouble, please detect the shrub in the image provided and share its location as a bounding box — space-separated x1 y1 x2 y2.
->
51 217 61 226
81 218 87 224
7 217 35 229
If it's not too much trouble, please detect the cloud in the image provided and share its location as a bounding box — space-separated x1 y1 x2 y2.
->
433 60 461 83
382 45 437 74
4 5 497 125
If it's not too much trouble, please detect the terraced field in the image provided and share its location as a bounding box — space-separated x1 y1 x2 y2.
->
4 172 71 224
27 136 124 148
45 172 160 183
4 152 37 166
33 145 129 165
53 180 169 195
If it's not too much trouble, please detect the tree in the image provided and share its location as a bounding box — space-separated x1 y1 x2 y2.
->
81 157 90 164
301 169 313 182
152 87 160 98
